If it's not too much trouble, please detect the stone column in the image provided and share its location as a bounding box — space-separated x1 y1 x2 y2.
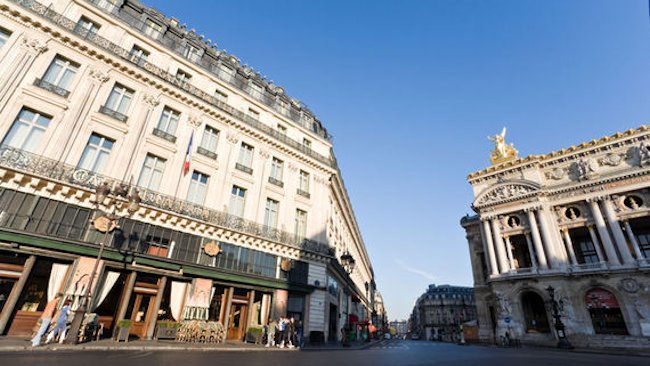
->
588 199 621 266
601 198 635 264
245 290 256 334
526 209 548 269
222 287 234 331
146 276 167 340
0 255 36 334
536 208 562 268
504 236 516 270
524 233 538 269
115 271 137 322
623 221 645 260
481 218 499 275
491 219 510 273
587 226 606 264
561 228 578 265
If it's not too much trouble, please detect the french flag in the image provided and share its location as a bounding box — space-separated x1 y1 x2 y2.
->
183 131 193 175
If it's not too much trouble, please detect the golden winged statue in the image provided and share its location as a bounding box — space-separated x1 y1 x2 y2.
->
488 127 518 164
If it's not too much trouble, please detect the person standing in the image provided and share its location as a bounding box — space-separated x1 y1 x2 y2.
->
277 317 286 348
287 317 296 348
46 299 71 344
31 293 61 347
296 319 304 349
265 318 277 348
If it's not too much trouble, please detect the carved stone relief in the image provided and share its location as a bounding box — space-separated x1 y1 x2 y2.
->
476 184 538 205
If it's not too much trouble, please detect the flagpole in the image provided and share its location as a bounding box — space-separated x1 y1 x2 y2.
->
174 130 194 199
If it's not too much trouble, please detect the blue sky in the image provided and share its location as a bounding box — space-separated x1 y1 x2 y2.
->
145 0 650 320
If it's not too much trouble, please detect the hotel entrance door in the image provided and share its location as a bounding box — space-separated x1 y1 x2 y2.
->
226 298 248 341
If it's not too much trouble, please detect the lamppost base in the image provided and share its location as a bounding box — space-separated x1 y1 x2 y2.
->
557 338 574 350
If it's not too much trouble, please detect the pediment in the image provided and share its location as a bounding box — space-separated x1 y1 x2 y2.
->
474 180 540 206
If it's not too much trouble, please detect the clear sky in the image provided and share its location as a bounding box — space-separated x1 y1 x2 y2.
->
144 0 650 320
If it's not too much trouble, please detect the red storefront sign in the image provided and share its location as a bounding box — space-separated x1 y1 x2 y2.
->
585 288 620 309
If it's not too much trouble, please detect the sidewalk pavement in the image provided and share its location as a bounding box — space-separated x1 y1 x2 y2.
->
0 336 386 352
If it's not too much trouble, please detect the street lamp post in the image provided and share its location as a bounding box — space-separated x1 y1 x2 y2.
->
66 182 141 344
546 286 573 349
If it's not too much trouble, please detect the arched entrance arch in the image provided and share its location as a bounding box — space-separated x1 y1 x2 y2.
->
585 288 628 335
521 291 550 333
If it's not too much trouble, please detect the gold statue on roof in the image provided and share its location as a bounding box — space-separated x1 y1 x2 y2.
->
488 127 518 164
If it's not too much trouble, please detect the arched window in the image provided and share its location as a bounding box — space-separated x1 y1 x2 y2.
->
585 288 628 335
521 291 550 333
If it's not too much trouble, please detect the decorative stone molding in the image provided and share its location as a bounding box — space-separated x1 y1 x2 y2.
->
188 114 202 128
20 35 48 54
88 68 110 84
287 162 299 172
476 183 538 205
142 94 160 109
225 132 239 145
599 153 625 167
638 141 650 167
257 149 270 160
546 167 567 180
314 175 329 185
619 278 641 294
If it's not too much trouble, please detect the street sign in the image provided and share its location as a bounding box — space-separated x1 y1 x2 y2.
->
504 316 511 324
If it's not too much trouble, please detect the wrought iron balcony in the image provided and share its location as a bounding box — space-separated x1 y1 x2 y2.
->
99 105 128 122
268 177 284 188
196 146 217 160
235 163 253 175
12 0 336 167
297 189 311 199
33 78 70 98
0 145 335 256
152 128 177 143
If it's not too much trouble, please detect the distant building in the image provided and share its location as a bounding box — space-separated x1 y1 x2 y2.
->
461 126 650 349
389 319 408 337
409 284 477 342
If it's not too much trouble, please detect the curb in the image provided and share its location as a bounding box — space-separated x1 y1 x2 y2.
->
0 345 298 353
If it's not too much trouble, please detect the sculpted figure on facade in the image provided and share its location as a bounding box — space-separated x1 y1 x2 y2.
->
488 127 518 164
495 291 512 316
574 158 598 181
639 141 650 167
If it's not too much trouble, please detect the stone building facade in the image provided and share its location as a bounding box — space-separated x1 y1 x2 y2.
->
0 0 376 342
409 284 476 342
461 126 650 349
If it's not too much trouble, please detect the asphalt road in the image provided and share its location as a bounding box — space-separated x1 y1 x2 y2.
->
0 340 648 366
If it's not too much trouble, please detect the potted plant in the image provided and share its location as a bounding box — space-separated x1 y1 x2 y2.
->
155 321 181 340
114 319 132 342
245 326 264 344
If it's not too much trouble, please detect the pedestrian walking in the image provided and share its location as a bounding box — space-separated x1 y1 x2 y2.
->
46 299 71 344
296 319 304 348
31 293 61 347
288 317 296 348
278 317 286 348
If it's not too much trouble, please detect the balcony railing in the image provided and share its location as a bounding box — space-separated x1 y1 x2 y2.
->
152 128 177 143
33 78 70 98
297 189 311 199
10 0 335 168
268 177 284 188
99 105 128 122
235 163 253 175
0 145 334 256
196 146 217 160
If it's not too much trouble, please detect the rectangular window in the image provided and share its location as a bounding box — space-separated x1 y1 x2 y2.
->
237 142 254 170
229 185 246 217
186 171 208 205
277 124 287 136
264 198 279 229
143 19 163 39
41 56 79 92
217 64 235 82
247 108 260 121
299 170 310 195
637 232 650 259
175 69 192 84
249 83 264 100
295 209 308 239
129 45 149 65
182 44 200 62
77 133 114 173
214 89 228 104
270 157 284 182
303 138 312 150
199 126 219 154
1 108 51 153
278 100 290 116
137 154 165 191
104 83 133 115
75 16 100 37
95 0 118 12
0 28 11 49
156 107 180 135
